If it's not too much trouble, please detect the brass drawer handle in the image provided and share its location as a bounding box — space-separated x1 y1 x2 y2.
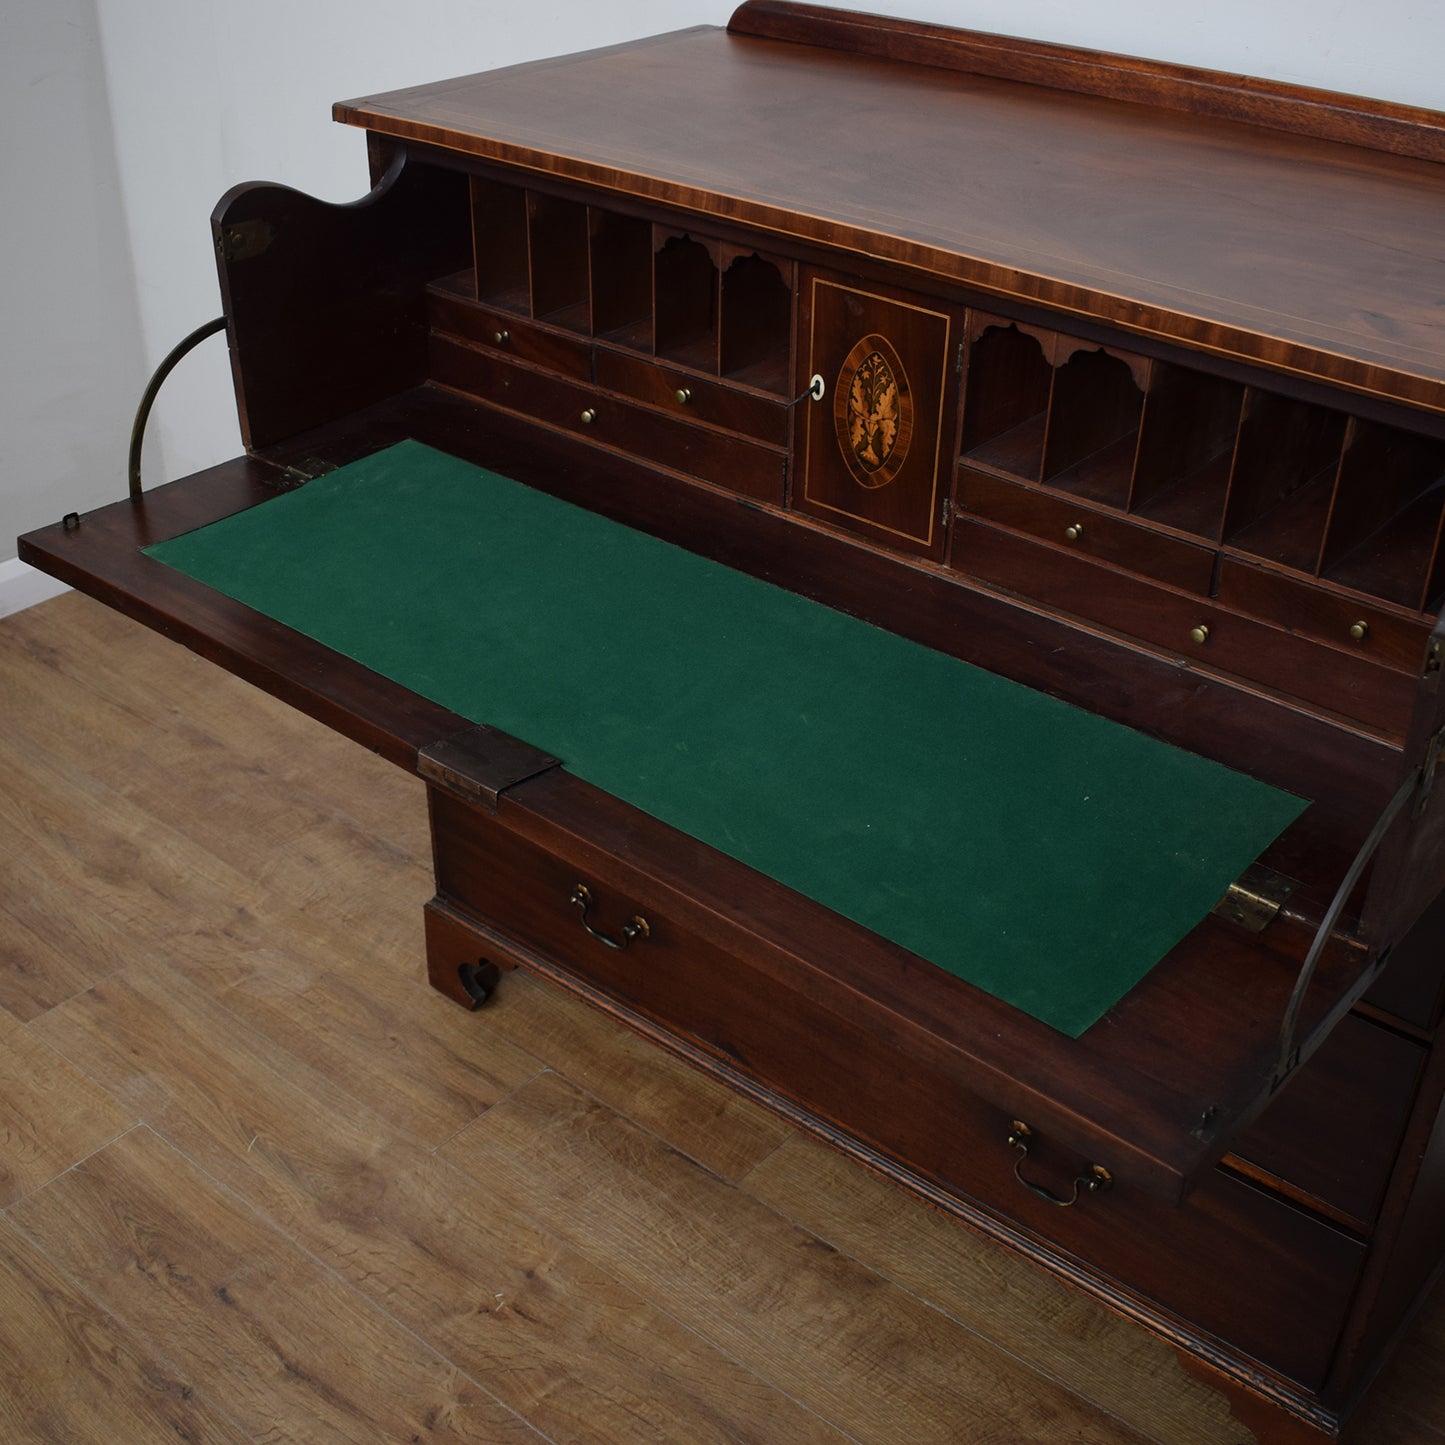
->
674 387 693 405
570 883 650 950
1006 1121 1113 1208
580 407 598 425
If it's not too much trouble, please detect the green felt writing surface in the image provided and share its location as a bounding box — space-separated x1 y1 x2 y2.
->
147 440 1308 1035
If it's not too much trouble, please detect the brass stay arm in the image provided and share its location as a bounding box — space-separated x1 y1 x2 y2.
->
1273 733 1443 1089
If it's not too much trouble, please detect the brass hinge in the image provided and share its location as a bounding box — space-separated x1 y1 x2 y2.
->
270 456 337 491
215 218 275 263
1416 723 1445 817
1213 864 1297 932
1421 638 1445 693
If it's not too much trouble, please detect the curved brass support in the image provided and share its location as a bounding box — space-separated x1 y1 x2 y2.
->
570 883 651 951
1274 766 1419 1087
1006 1121 1113 1208
127 316 227 499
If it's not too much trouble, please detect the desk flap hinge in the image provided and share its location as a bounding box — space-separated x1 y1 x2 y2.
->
418 725 560 809
215 218 275 263
1422 637 1444 690
1212 864 1297 933
1189 1104 1221 1142
271 456 337 491
1415 723 1445 817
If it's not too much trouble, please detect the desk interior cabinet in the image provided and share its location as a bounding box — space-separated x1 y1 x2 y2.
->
21 6 1445 1439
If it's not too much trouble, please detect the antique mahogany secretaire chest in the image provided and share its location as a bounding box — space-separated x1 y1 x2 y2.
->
22 5 1445 1439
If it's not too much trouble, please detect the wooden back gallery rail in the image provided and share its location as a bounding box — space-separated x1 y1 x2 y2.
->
19 6 1445 1439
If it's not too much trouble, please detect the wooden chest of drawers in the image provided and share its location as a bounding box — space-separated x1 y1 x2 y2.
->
21 5 1445 1438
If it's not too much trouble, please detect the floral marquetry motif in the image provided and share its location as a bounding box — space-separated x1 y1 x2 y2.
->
834 334 914 488
798 273 957 559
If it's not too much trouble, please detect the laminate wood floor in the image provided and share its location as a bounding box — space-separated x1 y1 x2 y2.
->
1 590 1441 1444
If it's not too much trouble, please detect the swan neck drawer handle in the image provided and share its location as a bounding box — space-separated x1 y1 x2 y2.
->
1006 1121 1113 1207
570 883 651 950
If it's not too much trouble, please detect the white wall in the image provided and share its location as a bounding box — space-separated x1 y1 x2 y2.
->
871 0 1445 108
87 0 724 496
7 0 1445 584
1 0 148 563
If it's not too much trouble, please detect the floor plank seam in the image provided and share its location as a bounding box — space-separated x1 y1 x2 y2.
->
1 1136 261 1445
424 1043 551 1157
732 1178 1189 1445
421 1126 859 1444
447 1070 936 1443
0 1119 145 1218
487 1064 1169 1442
558 1068 777 1189
13 960 130 1027
119 1122 563 1445
737 1128 797 1189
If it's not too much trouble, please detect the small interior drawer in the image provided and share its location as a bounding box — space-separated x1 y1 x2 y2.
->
951 518 1418 739
429 333 786 504
595 347 788 445
1217 556 1432 674
957 465 1215 594
426 280 592 380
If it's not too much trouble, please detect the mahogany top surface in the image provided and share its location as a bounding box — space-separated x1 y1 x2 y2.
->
335 15 1445 413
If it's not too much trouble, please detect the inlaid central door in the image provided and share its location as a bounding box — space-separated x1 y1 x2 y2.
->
796 270 962 560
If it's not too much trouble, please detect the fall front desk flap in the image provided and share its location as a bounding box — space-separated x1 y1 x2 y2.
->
147 440 1307 1036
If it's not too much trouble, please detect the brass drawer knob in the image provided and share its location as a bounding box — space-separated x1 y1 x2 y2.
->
493 329 510 345
1349 620 1370 642
570 883 649 951
1006 1121 1113 1208
674 387 693 405
580 408 597 425
1064 522 1084 542
1190 624 1211 645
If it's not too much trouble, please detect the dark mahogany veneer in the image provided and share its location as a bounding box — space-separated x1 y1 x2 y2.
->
22 8 1445 1440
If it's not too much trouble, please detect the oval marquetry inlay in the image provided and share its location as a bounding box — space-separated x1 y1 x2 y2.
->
834 333 913 489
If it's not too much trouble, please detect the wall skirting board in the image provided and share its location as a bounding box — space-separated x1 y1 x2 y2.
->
0 557 70 619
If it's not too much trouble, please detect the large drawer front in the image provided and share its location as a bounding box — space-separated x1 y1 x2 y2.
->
429 786 1364 1389
1227 1011 1423 1233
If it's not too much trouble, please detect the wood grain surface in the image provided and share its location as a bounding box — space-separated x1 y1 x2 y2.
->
3 589 1443 1443
0 1213 248 1443
0 1007 134 1209
442 1068 1156 1445
335 22 1445 411
10 1127 539 1443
